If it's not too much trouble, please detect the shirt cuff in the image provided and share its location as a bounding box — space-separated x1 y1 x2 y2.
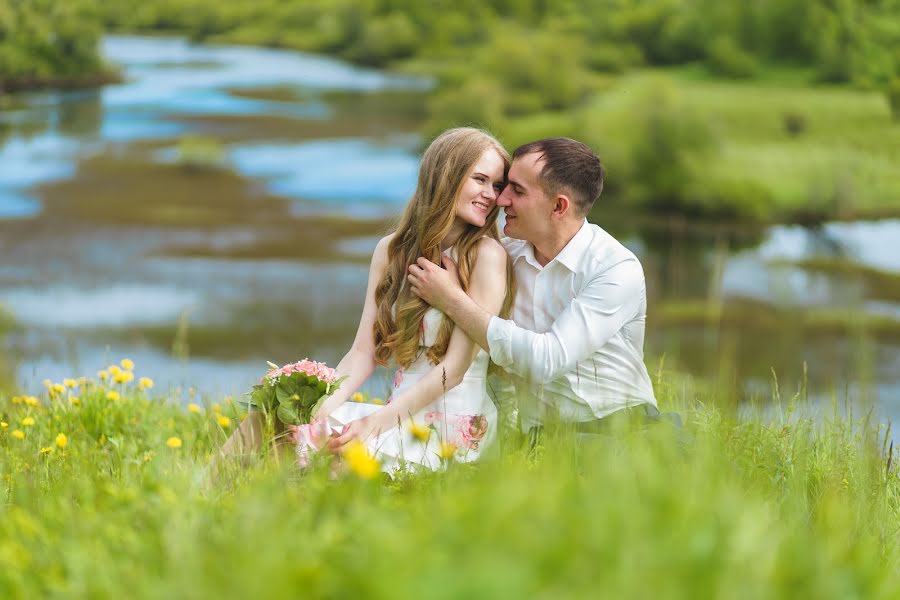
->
486 316 514 367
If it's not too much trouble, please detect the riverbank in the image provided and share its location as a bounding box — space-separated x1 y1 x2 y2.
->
1 364 898 597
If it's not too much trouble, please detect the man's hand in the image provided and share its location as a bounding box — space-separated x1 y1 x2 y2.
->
407 255 463 312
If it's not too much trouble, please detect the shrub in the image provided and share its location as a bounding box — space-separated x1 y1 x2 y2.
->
887 78 900 120
706 36 759 79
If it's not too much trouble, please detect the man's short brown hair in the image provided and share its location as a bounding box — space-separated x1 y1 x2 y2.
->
512 138 604 215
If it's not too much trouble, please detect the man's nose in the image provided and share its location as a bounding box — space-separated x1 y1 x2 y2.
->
496 188 511 206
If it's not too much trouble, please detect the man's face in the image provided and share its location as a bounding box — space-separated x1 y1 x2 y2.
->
496 152 553 242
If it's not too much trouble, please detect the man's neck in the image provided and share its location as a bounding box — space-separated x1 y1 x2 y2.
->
532 218 585 267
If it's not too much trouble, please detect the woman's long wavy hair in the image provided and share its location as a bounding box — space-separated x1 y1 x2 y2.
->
373 128 515 369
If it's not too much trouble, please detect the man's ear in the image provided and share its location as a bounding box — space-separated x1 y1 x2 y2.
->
551 193 571 220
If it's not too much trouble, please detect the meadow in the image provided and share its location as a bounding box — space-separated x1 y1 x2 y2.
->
2 360 899 598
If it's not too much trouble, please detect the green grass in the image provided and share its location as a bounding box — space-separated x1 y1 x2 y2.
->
2 362 900 598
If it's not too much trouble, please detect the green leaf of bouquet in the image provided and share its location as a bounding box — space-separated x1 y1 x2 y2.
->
275 382 294 405
327 375 349 394
276 402 301 425
298 386 319 407
251 385 276 410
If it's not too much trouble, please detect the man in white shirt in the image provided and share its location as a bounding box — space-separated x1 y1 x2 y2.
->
408 137 657 433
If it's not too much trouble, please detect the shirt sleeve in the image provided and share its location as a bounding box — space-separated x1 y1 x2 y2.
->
486 258 644 384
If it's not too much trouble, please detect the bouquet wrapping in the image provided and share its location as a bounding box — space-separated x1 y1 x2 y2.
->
247 359 346 426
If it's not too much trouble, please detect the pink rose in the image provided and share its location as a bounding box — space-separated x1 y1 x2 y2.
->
424 411 443 426
456 415 489 450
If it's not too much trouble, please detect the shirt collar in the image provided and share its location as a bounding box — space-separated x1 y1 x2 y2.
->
551 220 592 272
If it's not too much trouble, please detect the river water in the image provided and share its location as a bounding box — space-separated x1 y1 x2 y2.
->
0 36 897 417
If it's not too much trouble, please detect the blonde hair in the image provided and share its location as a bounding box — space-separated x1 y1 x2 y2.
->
374 127 514 368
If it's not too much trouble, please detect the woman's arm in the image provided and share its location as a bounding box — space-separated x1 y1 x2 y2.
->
314 235 392 420
330 238 509 448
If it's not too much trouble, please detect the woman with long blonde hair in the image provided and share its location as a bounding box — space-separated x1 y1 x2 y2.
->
222 127 513 474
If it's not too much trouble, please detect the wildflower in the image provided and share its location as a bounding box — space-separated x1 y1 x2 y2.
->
166 437 182 449
56 433 68 449
408 421 431 443
42 379 53 389
106 390 121 401
108 365 122 376
0 421 6 429
351 392 364 402
138 377 154 390
120 358 135 371
12 430 25 440
50 383 66 396
212 404 221 413
63 378 79 389
342 440 380 479
24 396 39 407
70 397 80 406
11 396 22 404
21 417 35 427
113 370 134 384
143 451 154 462
371 398 386 406
187 403 202 414
439 441 458 460
217 415 232 429
39 446 54 455
98 370 109 381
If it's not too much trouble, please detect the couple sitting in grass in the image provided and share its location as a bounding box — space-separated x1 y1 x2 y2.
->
221 128 657 476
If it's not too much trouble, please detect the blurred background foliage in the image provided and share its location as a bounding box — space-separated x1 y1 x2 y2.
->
2 0 899 222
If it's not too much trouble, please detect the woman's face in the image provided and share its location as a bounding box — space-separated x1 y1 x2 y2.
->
454 148 506 229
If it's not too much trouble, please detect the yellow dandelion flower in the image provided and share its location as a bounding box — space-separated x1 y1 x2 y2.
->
107 365 122 376
78 377 88 387
50 383 66 395
187 403 202 414
216 415 232 428
351 392 364 402
1 421 7 428
439 441 458 460
211 403 221 413
56 433 68 449
63 378 79 389
39 446 54 455
12 430 25 440
166 437 182 449
138 377 154 389
143 451 154 462
342 440 380 479
408 421 431 443
42 379 53 389
70 397 80 406
11 396 22 404
24 396 39 407
21 417 35 427
120 358 135 371
113 370 134 384
371 398 385 405
106 390 121 401
98 370 109 381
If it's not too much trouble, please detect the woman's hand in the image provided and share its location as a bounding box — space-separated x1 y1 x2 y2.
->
326 413 392 454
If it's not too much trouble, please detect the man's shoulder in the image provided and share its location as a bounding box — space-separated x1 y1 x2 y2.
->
582 223 643 273
500 235 530 258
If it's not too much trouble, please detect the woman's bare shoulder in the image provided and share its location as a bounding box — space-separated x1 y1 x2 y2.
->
474 236 508 265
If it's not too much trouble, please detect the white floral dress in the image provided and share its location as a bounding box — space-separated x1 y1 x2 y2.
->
296 305 497 475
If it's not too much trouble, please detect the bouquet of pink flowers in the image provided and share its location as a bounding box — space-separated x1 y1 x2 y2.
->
247 359 347 426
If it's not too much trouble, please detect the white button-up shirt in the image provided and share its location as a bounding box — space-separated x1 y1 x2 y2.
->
487 220 657 430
